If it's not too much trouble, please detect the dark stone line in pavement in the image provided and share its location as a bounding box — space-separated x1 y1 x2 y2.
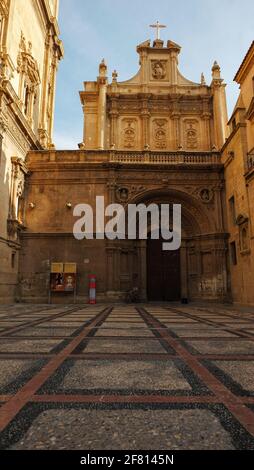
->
185 340 254 356
0 303 254 450
202 360 254 397
0 403 253 450
0 360 47 395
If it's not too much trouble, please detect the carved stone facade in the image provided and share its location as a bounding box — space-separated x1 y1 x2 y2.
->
18 149 229 303
2 26 253 304
221 42 254 305
16 37 232 304
80 39 228 154
0 0 63 302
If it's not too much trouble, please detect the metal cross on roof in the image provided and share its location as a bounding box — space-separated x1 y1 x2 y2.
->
149 21 167 40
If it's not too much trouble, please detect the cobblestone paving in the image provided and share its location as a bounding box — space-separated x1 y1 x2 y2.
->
0 302 253 449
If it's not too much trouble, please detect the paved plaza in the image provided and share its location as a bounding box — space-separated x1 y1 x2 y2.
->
0 303 254 449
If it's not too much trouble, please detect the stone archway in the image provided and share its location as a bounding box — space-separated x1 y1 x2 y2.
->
126 188 228 302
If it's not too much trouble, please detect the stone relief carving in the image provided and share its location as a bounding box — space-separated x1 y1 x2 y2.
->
7 157 28 239
122 119 137 149
153 119 167 149
115 185 147 203
184 120 199 149
17 32 40 89
199 188 214 203
116 187 129 202
151 60 167 80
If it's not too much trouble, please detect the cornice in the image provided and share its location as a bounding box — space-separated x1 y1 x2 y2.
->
36 0 64 59
221 122 247 152
234 41 254 84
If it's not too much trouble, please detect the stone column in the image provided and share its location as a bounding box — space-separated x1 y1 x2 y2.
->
48 53 58 147
170 51 178 85
180 241 188 299
97 60 108 150
202 112 212 150
214 185 224 232
109 111 118 149
139 240 147 301
38 32 51 146
106 246 114 294
172 112 181 150
211 61 228 149
141 110 150 150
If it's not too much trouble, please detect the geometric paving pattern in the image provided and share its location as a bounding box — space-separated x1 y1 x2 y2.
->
0 303 253 449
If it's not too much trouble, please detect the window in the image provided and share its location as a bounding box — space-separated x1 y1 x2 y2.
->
11 252 16 269
229 196 236 225
232 118 237 131
230 241 237 265
240 225 249 252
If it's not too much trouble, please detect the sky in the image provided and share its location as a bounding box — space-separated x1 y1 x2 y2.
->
54 0 254 149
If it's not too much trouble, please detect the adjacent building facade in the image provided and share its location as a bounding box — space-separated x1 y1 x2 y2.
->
222 41 254 304
0 0 63 301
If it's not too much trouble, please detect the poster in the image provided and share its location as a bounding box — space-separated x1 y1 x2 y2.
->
50 272 76 292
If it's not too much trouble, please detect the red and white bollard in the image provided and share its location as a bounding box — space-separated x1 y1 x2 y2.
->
88 275 96 304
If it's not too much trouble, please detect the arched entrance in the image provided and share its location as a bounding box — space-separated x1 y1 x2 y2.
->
147 237 181 301
113 187 229 303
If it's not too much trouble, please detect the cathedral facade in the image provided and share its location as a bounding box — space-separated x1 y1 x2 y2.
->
19 37 231 303
0 4 253 305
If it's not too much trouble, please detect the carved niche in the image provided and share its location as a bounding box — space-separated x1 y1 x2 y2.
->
115 185 147 203
121 119 137 149
17 33 40 88
184 120 199 150
199 188 214 204
7 157 28 239
17 32 40 120
116 187 129 203
153 119 168 149
151 60 167 80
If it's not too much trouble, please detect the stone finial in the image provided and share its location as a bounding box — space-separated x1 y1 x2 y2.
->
153 39 164 49
112 70 118 83
212 61 221 79
201 73 206 85
99 58 107 77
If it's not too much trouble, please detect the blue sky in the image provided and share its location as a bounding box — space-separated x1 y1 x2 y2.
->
54 0 254 149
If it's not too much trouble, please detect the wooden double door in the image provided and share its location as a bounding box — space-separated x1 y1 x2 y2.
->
147 238 181 301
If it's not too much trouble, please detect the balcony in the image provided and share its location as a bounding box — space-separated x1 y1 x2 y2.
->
26 149 222 167
109 151 221 165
